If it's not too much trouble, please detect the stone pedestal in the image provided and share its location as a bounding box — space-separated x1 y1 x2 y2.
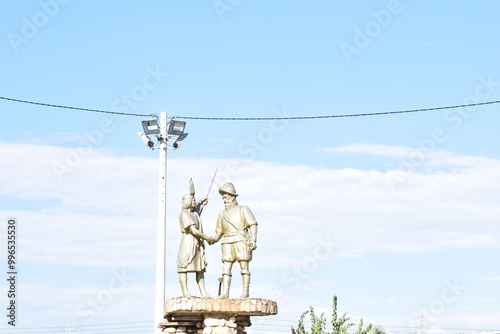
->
160 298 278 334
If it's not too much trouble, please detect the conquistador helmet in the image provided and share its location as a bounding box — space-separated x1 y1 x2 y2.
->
218 182 238 197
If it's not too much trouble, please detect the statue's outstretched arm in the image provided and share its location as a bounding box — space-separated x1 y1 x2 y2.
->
195 198 208 216
213 231 223 243
212 213 224 244
187 225 211 242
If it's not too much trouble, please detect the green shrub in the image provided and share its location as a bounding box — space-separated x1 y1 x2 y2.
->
291 296 385 334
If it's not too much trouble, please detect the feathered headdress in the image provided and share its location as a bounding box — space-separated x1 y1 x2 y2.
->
188 178 195 196
182 178 196 204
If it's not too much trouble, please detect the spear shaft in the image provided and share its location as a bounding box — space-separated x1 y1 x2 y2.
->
197 165 219 216
205 164 219 199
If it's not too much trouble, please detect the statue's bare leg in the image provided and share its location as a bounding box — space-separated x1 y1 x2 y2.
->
178 273 192 298
218 261 233 298
196 272 210 298
239 261 250 298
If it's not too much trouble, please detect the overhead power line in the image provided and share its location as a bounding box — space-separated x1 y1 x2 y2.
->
1 95 499 121
0 96 155 118
0 321 153 333
177 99 500 120
0 319 498 334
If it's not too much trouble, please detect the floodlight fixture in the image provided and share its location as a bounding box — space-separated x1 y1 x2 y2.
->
142 119 160 136
137 132 155 149
167 120 186 137
172 132 189 150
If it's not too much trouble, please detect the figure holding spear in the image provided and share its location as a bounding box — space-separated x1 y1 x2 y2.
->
177 178 214 298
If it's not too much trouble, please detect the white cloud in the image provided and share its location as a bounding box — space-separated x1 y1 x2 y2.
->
323 143 500 171
323 143 415 158
7 280 155 328
348 297 397 305
1 141 500 269
423 311 500 333
2 210 156 267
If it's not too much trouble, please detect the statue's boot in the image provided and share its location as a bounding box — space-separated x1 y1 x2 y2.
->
240 273 250 298
217 274 231 298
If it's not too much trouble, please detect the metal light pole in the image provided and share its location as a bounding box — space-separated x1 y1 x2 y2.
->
138 112 188 334
154 112 167 334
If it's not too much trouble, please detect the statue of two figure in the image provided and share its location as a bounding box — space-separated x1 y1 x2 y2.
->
177 179 258 299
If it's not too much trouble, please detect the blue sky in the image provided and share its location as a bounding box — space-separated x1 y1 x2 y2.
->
1 1 500 333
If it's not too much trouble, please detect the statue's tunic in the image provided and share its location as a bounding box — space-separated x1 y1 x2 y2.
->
216 205 258 262
177 210 207 273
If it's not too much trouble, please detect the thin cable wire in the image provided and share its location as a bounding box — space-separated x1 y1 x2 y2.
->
176 99 500 121
0 321 153 332
0 326 151 334
0 96 156 118
255 318 500 333
1 96 500 121
0 320 498 334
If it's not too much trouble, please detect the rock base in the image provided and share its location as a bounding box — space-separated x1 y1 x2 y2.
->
159 298 278 334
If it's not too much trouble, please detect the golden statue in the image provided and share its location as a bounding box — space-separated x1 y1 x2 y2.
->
210 182 258 298
177 179 213 298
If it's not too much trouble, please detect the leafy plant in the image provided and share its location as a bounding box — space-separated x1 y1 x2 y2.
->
291 296 384 334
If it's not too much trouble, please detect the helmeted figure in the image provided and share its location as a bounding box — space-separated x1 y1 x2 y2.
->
211 182 258 298
177 179 213 298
